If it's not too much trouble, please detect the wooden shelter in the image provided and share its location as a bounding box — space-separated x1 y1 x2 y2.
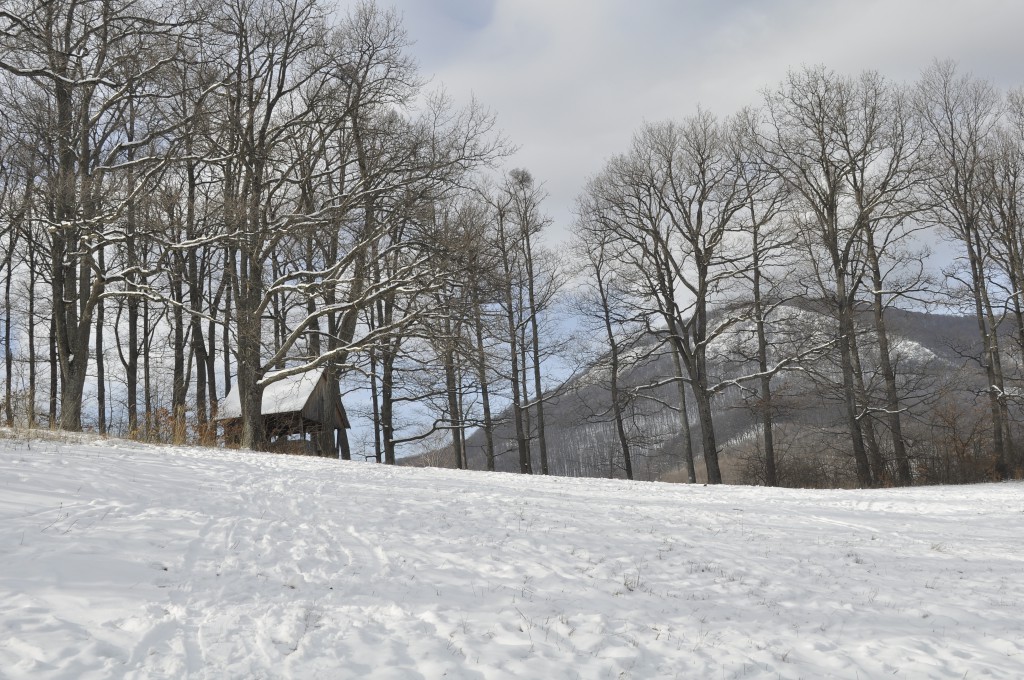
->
218 367 349 457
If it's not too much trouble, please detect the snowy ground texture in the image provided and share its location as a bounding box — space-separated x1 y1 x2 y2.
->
1 435 1023 679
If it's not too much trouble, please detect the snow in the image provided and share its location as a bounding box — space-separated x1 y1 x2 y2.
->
1 434 1023 679
219 368 324 419
892 337 940 364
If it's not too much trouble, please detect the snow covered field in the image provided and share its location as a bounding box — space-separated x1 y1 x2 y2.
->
1 434 1022 679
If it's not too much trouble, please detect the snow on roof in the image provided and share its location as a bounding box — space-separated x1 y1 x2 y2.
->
219 367 325 420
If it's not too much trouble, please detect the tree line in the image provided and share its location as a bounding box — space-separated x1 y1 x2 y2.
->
0 0 571 466
572 63 1024 487
0 1 1021 487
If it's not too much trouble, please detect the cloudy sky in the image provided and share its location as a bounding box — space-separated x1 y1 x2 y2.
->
387 0 1024 240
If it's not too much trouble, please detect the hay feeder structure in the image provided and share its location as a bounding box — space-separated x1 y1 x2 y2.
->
219 366 348 457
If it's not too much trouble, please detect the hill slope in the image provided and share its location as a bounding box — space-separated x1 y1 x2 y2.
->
456 308 984 483
2 434 1022 678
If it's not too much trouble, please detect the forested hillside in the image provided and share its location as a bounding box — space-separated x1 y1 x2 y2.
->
412 308 989 487
1 1 1023 488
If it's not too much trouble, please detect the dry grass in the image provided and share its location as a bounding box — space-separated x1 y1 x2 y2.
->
657 454 746 484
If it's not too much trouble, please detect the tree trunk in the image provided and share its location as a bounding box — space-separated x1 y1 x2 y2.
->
444 344 464 469
692 381 722 484
607 333 633 481
222 269 233 396
963 235 1009 476
506 302 529 473
670 342 697 484
189 261 211 445
523 229 549 475
206 315 218 426
866 236 912 485
171 252 188 445
48 315 56 429
143 297 154 440
49 77 104 433
53 265 92 432
754 319 777 487
95 249 105 435
472 295 496 471
194 328 209 444
235 258 267 450
836 291 873 487
497 209 530 473
983 289 1014 476
235 328 266 451
381 344 397 465
369 344 382 462
456 371 469 469
751 237 777 486
849 326 885 485
519 322 532 471
4 241 14 428
58 363 87 432
126 292 139 437
27 239 37 429
670 331 722 483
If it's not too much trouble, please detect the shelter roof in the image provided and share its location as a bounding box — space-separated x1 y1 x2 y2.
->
219 367 325 420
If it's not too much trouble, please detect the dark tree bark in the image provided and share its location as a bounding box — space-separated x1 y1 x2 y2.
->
669 344 697 484
917 62 1012 476
495 205 531 474
865 234 913 485
26 235 37 429
0 0 190 431
472 293 496 471
3 228 15 427
751 245 777 486
48 314 56 429
95 249 106 435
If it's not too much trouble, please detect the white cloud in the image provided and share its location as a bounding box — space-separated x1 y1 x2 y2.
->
387 0 1024 240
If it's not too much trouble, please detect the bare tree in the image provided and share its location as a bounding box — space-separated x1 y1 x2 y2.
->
570 207 646 479
583 112 755 483
761 67 890 486
0 0 196 430
505 169 563 475
732 109 792 486
916 61 1013 477
978 93 1024 476
486 181 532 473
